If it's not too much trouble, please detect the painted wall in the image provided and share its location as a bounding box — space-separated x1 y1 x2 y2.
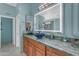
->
0 4 17 17
30 3 40 16
0 3 16 48
63 3 73 38
16 3 33 51
72 4 79 37
30 3 41 30
63 3 79 38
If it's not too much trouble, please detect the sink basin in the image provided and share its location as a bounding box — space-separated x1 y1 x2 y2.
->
34 33 45 39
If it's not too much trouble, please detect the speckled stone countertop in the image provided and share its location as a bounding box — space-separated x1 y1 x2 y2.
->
24 35 79 56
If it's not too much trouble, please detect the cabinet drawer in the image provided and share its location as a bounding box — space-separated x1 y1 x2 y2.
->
46 47 65 56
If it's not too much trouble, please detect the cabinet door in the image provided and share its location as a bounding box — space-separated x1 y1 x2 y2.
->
28 45 34 56
46 50 57 56
46 49 58 56
46 47 65 56
23 38 29 55
34 48 45 56
23 45 29 56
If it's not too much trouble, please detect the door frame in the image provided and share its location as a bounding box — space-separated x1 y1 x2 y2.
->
0 15 16 48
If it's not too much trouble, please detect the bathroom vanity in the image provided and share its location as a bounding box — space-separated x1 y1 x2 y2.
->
23 35 64 56
23 35 77 56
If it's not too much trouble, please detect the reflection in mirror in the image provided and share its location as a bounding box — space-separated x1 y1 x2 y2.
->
36 15 60 31
34 3 63 32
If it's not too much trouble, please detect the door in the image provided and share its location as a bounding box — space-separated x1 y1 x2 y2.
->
34 48 45 56
1 17 13 45
28 46 34 56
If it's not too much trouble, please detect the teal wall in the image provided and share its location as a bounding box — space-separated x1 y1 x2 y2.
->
16 3 32 50
72 4 79 37
29 3 40 30
17 3 32 35
0 3 17 17
63 3 79 38
0 3 17 48
30 3 40 15
63 4 73 37
17 3 40 33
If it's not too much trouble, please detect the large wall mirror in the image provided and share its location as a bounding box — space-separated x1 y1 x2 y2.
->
34 3 63 33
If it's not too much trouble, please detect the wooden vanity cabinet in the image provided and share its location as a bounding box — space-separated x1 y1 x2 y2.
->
27 43 34 56
23 36 70 56
34 47 45 56
23 37 29 55
23 36 45 56
46 46 65 56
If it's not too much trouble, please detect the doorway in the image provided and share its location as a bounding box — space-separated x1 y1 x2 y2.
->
0 16 16 48
1 17 13 46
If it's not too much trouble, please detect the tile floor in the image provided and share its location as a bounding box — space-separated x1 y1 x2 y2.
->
0 44 25 56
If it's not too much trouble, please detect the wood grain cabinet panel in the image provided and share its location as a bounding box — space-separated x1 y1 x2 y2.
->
27 45 34 56
23 36 69 56
46 46 65 56
23 38 29 55
34 47 45 56
46 51 57 56
23 36 46 56
35 50 45 56
28 38 45 51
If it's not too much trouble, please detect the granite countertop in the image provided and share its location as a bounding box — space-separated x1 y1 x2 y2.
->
24 35 79 56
